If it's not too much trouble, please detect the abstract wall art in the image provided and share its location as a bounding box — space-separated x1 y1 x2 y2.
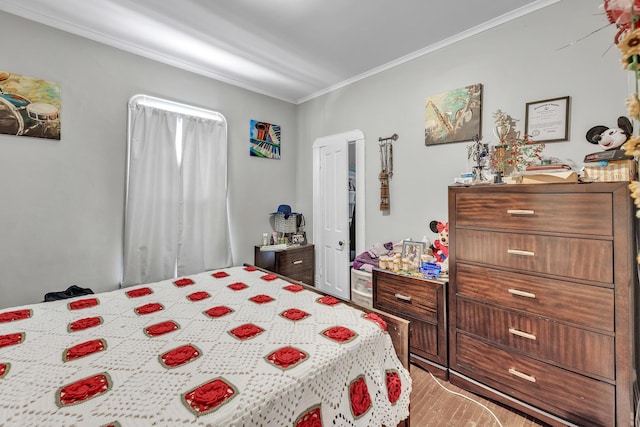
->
424 83 482 146
250 119 281 159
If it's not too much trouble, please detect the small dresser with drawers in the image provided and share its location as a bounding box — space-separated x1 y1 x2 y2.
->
448 182 637 427
254 244 314 286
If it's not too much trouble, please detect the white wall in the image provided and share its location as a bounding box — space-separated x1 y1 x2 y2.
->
0 11 297 308
296 0 628 248
0 0 629 308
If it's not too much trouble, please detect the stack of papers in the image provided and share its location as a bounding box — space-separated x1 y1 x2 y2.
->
518 164 578 184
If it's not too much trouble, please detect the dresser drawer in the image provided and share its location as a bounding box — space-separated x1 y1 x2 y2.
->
374 273 440 323
456 263 614 331
456 229 613 283
374 270 448 368
276 247 313 271
454 192 612 236
455 333 615 427
457 299 615 380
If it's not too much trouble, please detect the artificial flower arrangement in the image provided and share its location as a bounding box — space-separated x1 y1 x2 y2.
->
489 110 545 176
603 0 640 260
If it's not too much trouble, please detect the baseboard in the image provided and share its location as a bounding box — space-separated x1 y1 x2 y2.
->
409 354 448 381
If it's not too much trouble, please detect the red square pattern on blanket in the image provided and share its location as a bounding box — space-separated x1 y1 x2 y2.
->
204 306 233 318
135 303 164 315
68 317 102 332
228 282 248 291
229 323 264 340
182 378 236 416
295 406 322 427
0 333 24 349
174 278 195 287
266 346 308 370
187 291 210 301
321 326 356 343
280 308 310 321
249 294 274 304
0 309 31 323
145 321 180 337
69 298 99 310
212 271 229 279
57 373 111 407
126 287 153 298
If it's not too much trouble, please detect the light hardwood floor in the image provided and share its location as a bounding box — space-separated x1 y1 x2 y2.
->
409 365 549 427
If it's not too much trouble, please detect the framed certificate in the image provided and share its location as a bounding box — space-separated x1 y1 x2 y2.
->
524 96 570 143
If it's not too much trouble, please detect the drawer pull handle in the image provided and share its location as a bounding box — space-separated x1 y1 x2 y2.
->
292 260 303 265
509 328 537 340
394 293 412 302
507 209 535 215
508 288 536 299
509 368 536 383
507 249 535 257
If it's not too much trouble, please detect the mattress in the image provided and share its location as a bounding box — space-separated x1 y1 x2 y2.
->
0 265 411 426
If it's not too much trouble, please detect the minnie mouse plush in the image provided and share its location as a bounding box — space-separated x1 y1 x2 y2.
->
585 116 633 151
429 220 449 266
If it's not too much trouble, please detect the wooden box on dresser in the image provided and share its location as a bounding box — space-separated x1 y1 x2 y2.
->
448 182 638 427
254 244 314 286
373 269 448 379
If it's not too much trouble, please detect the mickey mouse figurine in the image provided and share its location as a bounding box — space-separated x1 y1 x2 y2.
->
585 116 633 151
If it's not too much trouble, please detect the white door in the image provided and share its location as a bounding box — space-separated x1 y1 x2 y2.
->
313 130 365 299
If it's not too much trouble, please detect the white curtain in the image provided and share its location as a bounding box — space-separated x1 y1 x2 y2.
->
178 115 231 275
123 105 179 286
123 101 230 287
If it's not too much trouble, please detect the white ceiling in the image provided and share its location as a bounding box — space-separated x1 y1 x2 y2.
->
0 0 558 104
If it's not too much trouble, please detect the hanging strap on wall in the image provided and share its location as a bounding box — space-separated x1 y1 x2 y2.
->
378 133 398 212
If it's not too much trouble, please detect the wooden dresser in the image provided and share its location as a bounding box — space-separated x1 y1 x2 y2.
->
448 182 637 427
254 244 314 286
373 269 448 378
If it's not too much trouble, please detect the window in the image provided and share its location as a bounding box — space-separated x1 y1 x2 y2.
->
122 95 231 286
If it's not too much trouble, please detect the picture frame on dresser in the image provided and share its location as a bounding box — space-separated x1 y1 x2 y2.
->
401 240 425 270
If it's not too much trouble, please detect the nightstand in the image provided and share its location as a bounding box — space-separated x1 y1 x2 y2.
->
254 244 314 286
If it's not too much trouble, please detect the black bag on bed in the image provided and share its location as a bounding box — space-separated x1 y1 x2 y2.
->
44 285 94 302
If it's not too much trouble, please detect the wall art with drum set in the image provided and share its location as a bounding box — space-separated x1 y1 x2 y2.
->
0 71 61 140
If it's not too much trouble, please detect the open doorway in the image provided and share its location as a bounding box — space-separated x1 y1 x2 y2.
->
313 130 365 300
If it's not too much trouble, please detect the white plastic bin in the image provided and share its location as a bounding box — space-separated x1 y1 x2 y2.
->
350 269 372 308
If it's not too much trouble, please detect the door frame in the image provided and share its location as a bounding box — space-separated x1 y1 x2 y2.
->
312 129 365 292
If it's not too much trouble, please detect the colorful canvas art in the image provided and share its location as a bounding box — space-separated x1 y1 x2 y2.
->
250 120 281 159
424 83 482 146
0 71 61 140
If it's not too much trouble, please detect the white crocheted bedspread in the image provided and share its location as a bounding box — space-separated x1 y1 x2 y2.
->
0 266 411 426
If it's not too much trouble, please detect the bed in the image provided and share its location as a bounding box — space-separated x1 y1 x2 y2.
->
0 265 411 426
